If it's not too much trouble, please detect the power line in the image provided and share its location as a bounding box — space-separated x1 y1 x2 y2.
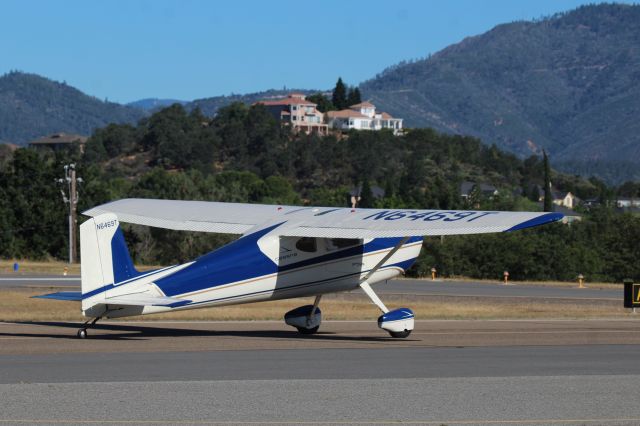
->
56 163 82 264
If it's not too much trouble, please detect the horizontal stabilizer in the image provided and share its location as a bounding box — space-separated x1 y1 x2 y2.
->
105 293 191 308
33 291 83 302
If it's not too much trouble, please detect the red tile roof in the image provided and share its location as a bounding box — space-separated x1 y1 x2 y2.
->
259 98 317 106
326 109 370 119
349 101 375 108
379 112 395 119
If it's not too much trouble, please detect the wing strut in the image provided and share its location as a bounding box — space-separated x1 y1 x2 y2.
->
359 236 410 314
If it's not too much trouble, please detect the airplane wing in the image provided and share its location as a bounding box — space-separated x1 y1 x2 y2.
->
84 198 302 234
84 198 563 238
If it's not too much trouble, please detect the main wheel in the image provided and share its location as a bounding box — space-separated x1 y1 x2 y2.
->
77 328 87 339
296 326 319 335
388 330 411 338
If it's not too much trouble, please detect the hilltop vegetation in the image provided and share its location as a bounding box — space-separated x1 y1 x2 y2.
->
1 102 638 282
0 72 145 145
361 4 640 183
1 4 639 186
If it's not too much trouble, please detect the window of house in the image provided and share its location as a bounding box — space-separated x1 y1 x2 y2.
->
295 237 317 252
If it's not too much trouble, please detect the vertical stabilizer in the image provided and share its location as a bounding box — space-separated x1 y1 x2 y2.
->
80 213 139 311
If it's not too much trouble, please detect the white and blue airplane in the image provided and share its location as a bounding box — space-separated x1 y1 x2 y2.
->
37 199 563 339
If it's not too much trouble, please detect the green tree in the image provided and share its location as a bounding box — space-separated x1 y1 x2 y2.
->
346 87 362 106
332 77 347 110
358 179 374 208
306 93 334 112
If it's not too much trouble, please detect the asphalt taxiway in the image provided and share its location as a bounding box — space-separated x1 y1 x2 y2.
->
1 320 640 425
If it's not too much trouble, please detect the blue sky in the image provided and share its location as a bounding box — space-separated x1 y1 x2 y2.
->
0 0 612 103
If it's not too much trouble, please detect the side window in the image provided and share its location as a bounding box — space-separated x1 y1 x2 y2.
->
326 238 360 251
295 237 317 253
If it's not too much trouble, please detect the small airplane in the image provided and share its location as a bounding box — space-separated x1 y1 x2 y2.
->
36 199 563 339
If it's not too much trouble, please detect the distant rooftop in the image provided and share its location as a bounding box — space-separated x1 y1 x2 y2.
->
349 101 375 109
29 133 88 146
326 110 369 119
257 93 316 106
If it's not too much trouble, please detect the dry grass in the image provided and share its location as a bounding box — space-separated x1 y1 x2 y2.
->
0 259 158 275
0 288 630 322
427 277 622 290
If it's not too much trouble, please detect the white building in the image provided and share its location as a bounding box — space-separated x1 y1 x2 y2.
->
326 101 403 135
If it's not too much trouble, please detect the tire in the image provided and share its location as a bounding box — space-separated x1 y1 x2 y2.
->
296 326 319 335
388 330 411 338
77 329 87 339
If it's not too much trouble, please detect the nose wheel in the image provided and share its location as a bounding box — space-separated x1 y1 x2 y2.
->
77 328 88 339
388 330 412 339
296 325 320 335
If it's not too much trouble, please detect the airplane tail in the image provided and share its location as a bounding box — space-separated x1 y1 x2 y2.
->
80 213 139 301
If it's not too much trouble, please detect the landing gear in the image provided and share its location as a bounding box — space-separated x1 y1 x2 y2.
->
285 295 322 335
356 236 415 338
388 330 412 339
361 281 415 338
76 315 102 339
296 325 320 335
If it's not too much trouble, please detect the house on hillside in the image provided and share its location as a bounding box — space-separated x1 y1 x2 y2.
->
326 101 403 135
256 93 328 135
616 198 640 208
29 133 88 153
460 181 499 200
538 189 580 210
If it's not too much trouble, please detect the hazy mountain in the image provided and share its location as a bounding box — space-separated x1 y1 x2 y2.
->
360 4 640 183
0 72 146 145
127 98 187 111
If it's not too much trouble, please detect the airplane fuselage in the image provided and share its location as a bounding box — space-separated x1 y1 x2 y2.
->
84 225 423 319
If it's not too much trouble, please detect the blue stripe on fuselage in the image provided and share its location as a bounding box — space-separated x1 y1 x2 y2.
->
154 224 282 297
154 231 422 298
182 257 417 308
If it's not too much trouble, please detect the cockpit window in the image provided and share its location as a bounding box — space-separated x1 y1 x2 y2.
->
295 237 317 252
326 238 360 251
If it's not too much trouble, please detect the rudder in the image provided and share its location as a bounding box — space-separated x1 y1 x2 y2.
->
80 213 139 306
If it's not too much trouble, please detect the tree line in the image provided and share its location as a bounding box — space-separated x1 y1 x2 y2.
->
0 101 638 282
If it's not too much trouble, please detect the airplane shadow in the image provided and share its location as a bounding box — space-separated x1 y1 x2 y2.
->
1 321 417 343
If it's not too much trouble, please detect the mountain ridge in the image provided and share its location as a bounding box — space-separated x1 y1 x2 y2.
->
360 3 640 182
0 71 146 145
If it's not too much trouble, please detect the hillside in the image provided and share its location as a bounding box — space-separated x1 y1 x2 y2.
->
127 98 187 111
360 4 640 183
2 102 637 282
185 89 321 117
0 72 145 145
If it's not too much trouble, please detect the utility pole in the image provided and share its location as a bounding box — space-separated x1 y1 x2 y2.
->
57 164 82 264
